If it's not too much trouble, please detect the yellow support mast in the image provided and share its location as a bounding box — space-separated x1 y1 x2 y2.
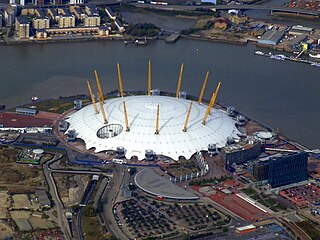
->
176 63 184 98
123 101 130 132
87 81 99 114
183 102 193 132
148 60 151 96
155 104 160 135
198 71 209 104
94 70 105 102
98 91 108 124
117 63 124 97
202 82 221 125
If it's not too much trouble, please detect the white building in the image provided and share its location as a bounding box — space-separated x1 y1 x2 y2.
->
66 95 240 160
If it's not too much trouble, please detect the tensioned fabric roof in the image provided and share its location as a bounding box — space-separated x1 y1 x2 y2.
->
66 95 240 160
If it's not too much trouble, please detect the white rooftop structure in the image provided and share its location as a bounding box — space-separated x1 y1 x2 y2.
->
66 95 240 160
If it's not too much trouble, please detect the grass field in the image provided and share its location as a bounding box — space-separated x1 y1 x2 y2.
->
241 188 287 212
82 216 107 240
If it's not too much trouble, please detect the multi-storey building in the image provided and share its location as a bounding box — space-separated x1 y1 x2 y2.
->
268 151 308 188
15 16 30 38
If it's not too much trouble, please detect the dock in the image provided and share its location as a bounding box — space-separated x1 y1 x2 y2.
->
165 33 180 43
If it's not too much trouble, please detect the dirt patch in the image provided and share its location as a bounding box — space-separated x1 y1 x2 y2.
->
0 191 10 219
11 194 32 210
0 221 13 239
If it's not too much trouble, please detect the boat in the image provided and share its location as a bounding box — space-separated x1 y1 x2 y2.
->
135 39 148 46
270 54 286 61
0 104 5 110
135 37 148 46
254 51 264 56
31 95 39 102
311 62 320 67
309 53 320 59
124 40 134 45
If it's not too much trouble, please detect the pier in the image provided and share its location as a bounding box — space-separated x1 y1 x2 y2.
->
254 50 319 67
165 33 180 43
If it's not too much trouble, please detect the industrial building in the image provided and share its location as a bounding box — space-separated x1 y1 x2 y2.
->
258 30 285 45
289 25 313 36
268 151 308 188
65 63 241 160
35 190 51 209
15 16 30 39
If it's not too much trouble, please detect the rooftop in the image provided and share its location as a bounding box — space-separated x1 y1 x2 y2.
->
134 168 198 200
259 30 284 43
66 95 240 160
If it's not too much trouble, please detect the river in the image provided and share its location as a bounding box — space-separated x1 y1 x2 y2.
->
0 39 320 149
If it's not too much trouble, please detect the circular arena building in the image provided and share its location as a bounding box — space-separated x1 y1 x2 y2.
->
66 94 240 160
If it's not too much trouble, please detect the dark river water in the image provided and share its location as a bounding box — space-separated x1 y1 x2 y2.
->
0 3 320 149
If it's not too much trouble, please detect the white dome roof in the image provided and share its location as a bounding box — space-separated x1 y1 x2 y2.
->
66 95 240 160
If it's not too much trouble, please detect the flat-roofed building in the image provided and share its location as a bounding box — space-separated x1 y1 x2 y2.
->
221 139 261 166
268 151 308 188
15 16 29 39
289 25 313 36
16 107 37 115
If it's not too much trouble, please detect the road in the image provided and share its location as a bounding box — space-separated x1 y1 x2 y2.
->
43 152 114 240
43 154 73 240
101 166 130 240
132 3 319 16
